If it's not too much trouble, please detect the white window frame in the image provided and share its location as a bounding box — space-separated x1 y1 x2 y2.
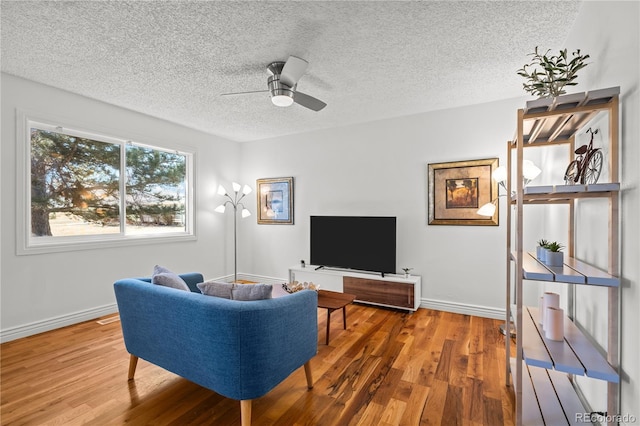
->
16 110 196 255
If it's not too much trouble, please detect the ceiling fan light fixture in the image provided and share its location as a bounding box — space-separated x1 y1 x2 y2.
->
271 90 294 107
224 57 326 111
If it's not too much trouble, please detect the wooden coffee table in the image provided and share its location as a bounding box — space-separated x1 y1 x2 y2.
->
317 290 356 345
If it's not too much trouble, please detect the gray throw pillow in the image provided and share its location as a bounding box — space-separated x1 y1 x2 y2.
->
151 265 190 291
232 283 272 301
197 280 234 299
197 280 272 301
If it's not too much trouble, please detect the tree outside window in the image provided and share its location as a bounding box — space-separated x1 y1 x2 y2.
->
28 123 189 241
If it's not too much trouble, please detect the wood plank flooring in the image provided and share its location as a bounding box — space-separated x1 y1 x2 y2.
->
1 304 515 425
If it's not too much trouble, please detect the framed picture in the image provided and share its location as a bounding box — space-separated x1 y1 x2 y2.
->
428 158 499 226
256 177 294 225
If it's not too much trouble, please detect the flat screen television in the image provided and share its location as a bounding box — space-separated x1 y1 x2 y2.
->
310 216 396 275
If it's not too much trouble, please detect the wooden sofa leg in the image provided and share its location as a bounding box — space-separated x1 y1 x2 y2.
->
304 361 314 389
240 400 252 426
128 355 139 380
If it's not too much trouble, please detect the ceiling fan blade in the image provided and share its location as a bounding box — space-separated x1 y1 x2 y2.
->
280 56 308 87
221 90 268 97
294 91 327 111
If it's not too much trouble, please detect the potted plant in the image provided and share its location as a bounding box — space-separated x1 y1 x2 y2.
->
517 47 590 99
536 239 550 261
401 267 413 278
544 242 564 267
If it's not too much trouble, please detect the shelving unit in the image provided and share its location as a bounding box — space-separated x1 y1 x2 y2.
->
505 87 621 425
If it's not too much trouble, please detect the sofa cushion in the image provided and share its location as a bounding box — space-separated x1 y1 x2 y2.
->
152 265 190 292
197 280 272 301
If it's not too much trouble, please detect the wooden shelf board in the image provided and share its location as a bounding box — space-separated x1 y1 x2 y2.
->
564 258 619 287
522 307 619 382
519 306 554 369
546 369 590 426
510 359 546 426
510 359 586 426
526 253 586 284
518 182 620 199
521 253 554 281
528 367 572 425
527 308 586 376
563 317 619 382
514 252 619 287
512 87 619 147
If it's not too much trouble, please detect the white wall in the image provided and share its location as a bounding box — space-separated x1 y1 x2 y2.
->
239 97 525 317
559 1 640 420
1 73 241 340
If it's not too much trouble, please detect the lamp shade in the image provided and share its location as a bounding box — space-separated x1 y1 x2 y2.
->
523 160 542 181
477 202 497 217
214 204 226 213
492 166 507 184
232 182 242 192
217 185 227 196
242 184 252 195
241 208 251 218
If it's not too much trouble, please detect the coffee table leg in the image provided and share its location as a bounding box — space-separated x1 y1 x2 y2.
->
343 306 347 329
326 308 332 345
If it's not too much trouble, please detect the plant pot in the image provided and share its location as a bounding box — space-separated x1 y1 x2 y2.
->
536 246 549 261
545 251 564 267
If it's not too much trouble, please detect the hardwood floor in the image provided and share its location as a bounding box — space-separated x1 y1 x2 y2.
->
1 304 515 425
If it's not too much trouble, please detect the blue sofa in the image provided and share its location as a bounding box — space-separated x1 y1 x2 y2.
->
114 273 318 426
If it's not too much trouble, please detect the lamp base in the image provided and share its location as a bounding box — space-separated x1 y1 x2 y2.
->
499 321 516 338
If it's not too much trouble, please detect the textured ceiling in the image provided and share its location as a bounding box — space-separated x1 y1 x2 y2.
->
1 1 582 142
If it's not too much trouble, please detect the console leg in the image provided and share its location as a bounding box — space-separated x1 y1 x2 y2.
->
326 309 332 345
343 306 347 329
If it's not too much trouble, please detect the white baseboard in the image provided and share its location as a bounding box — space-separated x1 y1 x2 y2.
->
420 298 505 320
0 303 118 343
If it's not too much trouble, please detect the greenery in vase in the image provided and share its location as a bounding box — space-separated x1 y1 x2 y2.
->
402 267 413 274
546 241 564 252
517 47 590 98
537 239 550 247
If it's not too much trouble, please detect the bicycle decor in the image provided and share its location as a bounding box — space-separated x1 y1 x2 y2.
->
564 128 603 185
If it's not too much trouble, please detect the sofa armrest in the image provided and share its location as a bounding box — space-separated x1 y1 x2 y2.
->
179 272 204 292
129 272 203 293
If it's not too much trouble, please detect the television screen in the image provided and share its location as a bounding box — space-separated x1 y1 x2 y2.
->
310 216 396 274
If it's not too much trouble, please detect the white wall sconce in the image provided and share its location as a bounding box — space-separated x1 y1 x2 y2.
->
477 160 541 217
215 182 252 282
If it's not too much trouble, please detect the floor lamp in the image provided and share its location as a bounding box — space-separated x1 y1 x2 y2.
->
215 182 252 283
477 161 541 338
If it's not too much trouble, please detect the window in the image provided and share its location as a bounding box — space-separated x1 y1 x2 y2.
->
17 112 195 254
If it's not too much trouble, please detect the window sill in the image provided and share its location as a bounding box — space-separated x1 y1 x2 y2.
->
17 232 197 256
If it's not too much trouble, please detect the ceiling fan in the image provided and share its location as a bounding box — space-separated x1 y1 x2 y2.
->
222 56 327 111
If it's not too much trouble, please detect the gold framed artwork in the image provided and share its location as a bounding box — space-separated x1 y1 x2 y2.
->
256 177 294 225
428 158 499 226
